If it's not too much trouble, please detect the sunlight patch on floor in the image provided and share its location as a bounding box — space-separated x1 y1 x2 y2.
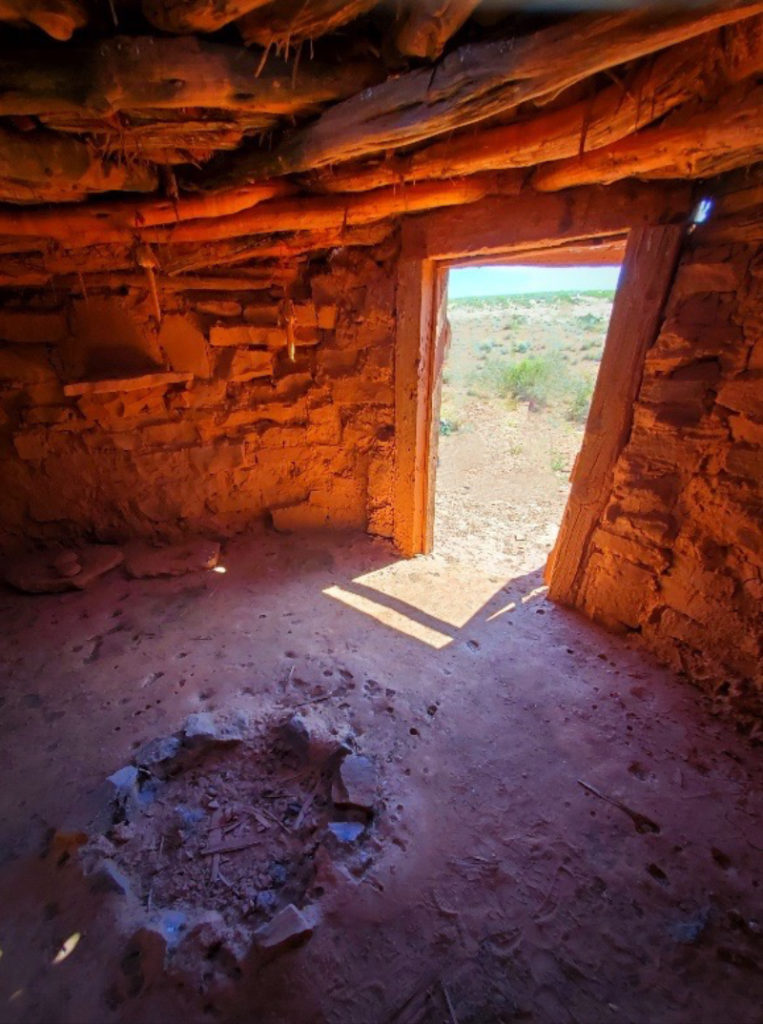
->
352 559 506 629
323 584 453 649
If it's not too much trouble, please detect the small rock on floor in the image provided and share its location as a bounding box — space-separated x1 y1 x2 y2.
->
3 545 123 593
332 754 377 811
253 904 314 954
123 539 220 578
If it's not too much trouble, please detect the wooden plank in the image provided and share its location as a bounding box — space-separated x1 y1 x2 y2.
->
422 267 450 553
393 226 436 556
414 181 691 261
545 224 685 606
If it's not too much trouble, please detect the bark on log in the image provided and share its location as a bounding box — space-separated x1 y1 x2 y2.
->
0 126 159 203
0 172 521 250
35 110 278 163
0 0 86 40
311 16 763 192
395 0 480 59
141 174 521 246
533 84 763 191
204 0 763 186
237 0 378 50
0 36 382 118
160 223 394 274
0 182 291 239
142 0 272 34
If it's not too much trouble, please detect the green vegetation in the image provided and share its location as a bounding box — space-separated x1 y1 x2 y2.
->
449 289 616 311
473 351 595 423
439 417 462 436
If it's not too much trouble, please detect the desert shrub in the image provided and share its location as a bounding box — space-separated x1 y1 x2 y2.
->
575 312 607 331
439 417 462 435
478 354 556 406
474 349 595 421
564 376 594 423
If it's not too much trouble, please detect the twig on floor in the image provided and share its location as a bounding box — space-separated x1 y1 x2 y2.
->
293 690 339 707
441 979 460 1024
577 779 660 834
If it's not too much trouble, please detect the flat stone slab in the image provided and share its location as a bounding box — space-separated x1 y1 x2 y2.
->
332 754 377 811
253 904 314 954
123 539 220 578
3 545 123 593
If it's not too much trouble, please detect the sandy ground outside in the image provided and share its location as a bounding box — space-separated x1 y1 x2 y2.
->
433 291 613 576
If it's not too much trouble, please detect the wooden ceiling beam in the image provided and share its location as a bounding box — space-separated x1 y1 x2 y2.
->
0 126 159 204
533 84 763 191
0 182 292 242
201 0 763 187
395 0 480 60
142 0 272 34
0 0 86 40
237 0 378 50
310 17 763 193
0 36 382 119
0 173 521 251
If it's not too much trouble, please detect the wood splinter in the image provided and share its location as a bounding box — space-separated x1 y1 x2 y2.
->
280 297 297 362
135 243 162 324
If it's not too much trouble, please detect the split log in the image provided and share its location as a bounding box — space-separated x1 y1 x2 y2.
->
142 0 272 34
0 126 158 203
0 224 394 286
533 84 763 191
0 36 382 119
237 0 378 50
0 0 86 40
36 110 279 164
395 0 480 59
546 225 685 606
160 222 395 274
0 182 291 241
202 0 763 185
0 172 520 251
410 181 690 261
142 173 521 246
311 16 763 192
456 236 628 269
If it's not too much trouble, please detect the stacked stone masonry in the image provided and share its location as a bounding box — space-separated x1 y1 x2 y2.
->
0 236 398 549
576 210 763 721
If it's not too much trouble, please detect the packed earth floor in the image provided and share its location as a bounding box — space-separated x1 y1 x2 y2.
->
0 527 762 1024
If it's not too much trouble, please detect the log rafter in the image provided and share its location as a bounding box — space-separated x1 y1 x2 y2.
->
198 0 763 188
0 0 86 40
0 36 382 119
0 1 761 260
308 16 763 193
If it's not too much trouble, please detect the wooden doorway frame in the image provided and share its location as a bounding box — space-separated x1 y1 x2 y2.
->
392 182 690 563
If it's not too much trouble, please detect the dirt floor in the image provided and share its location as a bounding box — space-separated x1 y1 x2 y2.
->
0 524 762 1024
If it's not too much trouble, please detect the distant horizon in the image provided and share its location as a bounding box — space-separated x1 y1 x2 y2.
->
448 264 622 299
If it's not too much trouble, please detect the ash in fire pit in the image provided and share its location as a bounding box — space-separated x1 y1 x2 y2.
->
72 709 380 998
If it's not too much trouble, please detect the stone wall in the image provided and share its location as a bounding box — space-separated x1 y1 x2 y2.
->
574 200 763 723
0 235 398 551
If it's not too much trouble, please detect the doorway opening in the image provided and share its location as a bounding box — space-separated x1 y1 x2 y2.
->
433 263 622 577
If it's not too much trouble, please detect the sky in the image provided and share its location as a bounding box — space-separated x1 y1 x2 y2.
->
448 264 621 298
